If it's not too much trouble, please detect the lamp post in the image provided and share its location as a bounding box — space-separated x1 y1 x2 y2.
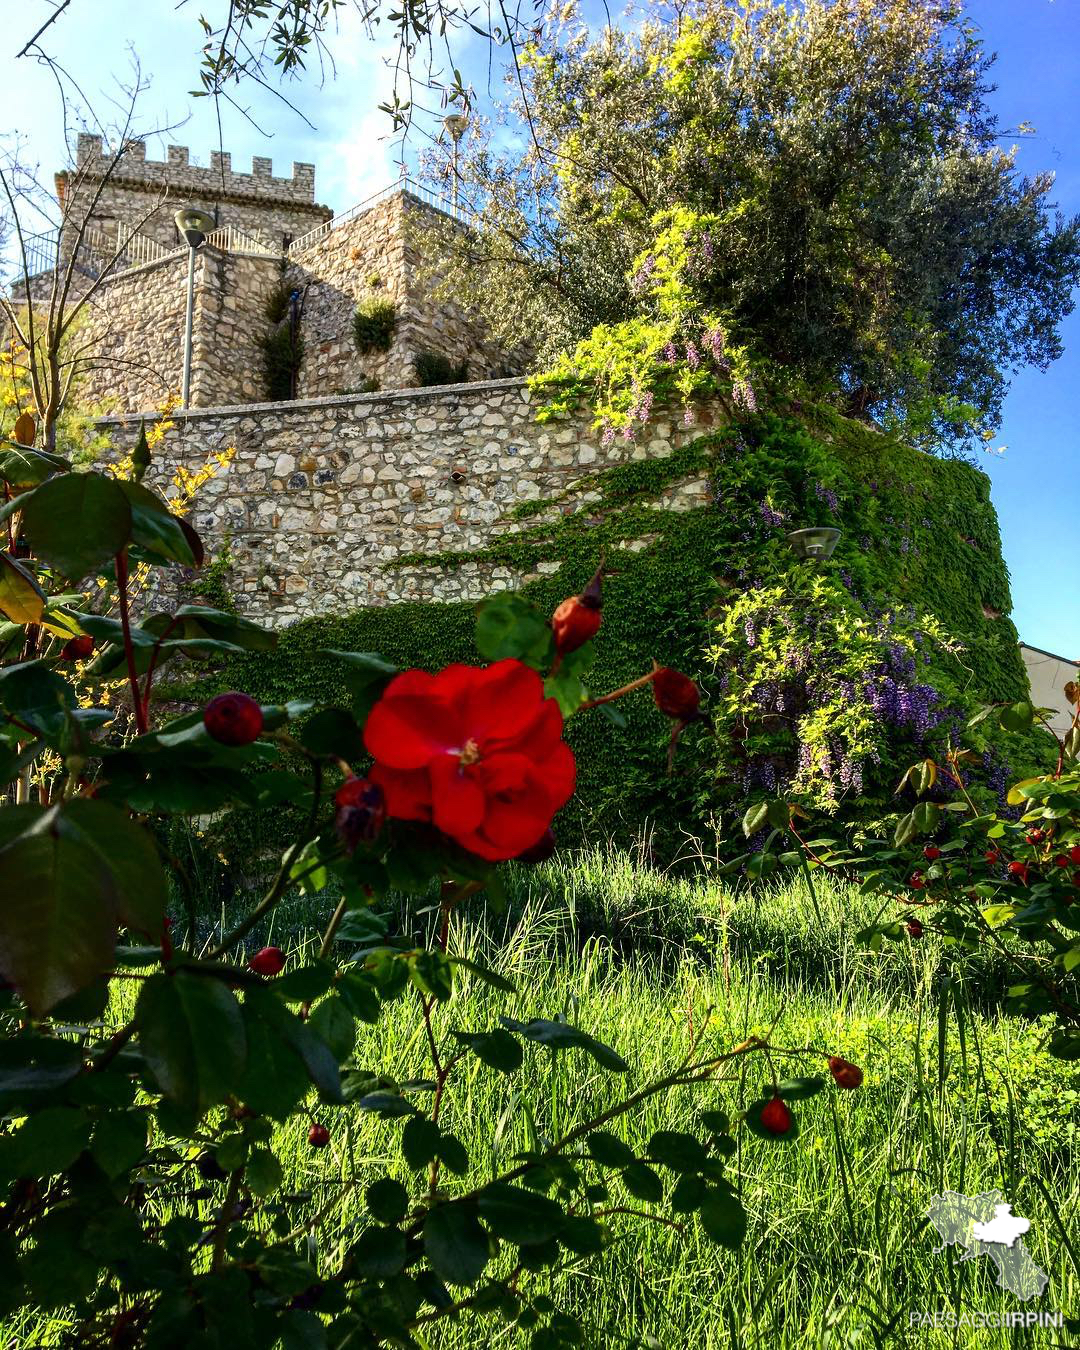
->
785 527 842 561
173 208 217 409
442 112 469 218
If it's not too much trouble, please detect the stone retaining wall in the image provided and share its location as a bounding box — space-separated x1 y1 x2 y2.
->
96 380 714 625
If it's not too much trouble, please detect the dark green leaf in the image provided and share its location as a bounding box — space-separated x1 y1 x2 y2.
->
500 1016 628 1072
422 1203 490 1285
118 481 197 566
699 1185 746 1248
475 592 553 669
21 473 132 578
452 1028 523 1073
477 1182 564 1244
586 1130 637 1169
136 973 246 1112
366 1177 409 1224
620 1163 663 1203
647 1130 708 1172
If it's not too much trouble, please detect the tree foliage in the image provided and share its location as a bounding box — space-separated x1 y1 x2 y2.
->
424 0 1080 453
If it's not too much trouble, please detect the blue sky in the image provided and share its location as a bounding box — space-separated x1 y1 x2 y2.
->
2 1 1077 658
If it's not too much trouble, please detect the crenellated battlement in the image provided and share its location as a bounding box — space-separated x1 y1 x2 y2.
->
73 134 320 207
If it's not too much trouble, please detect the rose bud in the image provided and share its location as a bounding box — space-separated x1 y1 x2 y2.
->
906 919 924 939
204 692 264 746
760 1096 793 1136
828 1056 863 1090
248 945 285 977
922 845 941 861
652 667 701 721
551 564 603 656
1025 828 1045 845
516 828 557 865
60 634 95 662
334 777 385 854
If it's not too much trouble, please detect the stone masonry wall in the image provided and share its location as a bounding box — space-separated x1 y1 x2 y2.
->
59 136 332 255
96 380 713 626
286 192 525 398
74 248 282 412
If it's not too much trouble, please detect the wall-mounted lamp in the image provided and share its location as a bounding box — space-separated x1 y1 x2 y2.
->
786 527 841 561
174 208 218 408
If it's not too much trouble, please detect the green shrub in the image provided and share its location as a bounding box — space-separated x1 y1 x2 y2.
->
263 279 292 324
256 322 303 401
352 297 397 353
412 348 469 386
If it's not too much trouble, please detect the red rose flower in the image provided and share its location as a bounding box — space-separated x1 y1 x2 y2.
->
364 659 576 862
652 667 701 721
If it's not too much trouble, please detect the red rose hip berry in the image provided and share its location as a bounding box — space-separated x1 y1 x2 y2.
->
60 634 95 661
248 946 285 977
1007 860 1029 884
1055 855 1069 868
760 1096 793 1136
906 919 925 939
204 691 263 746
308 1123 330 1149
827 1056 864 1090
909 871 925 890
1025 828 1045 845
1070 846 1080 865
551 564 603 656
922 845 941 861
652 667 701 721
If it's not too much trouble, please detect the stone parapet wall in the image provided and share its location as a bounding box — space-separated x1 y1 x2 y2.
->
96 380 713 625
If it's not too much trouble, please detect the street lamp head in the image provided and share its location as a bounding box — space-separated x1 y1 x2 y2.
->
173 207 217 249
786 526 841 561
443 113 469 142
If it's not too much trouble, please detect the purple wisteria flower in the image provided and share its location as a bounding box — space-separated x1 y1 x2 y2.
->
732 379 757 413
686 341 701 372
759 501 785 528
814 482 840 514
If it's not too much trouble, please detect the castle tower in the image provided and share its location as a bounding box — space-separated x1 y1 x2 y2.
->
57 135 333 255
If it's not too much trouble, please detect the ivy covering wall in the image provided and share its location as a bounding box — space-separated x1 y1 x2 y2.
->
189 401 1038 877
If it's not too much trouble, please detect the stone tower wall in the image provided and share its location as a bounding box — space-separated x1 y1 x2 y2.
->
66 189 524 412
73 247 283 413
60 135 332 254
286 193 524 397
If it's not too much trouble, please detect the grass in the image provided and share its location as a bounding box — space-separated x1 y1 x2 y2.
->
6 847 1079 1348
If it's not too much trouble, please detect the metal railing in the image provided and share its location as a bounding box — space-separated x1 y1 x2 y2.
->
286 175 459 256
204 223 280 257
12 177 462 288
